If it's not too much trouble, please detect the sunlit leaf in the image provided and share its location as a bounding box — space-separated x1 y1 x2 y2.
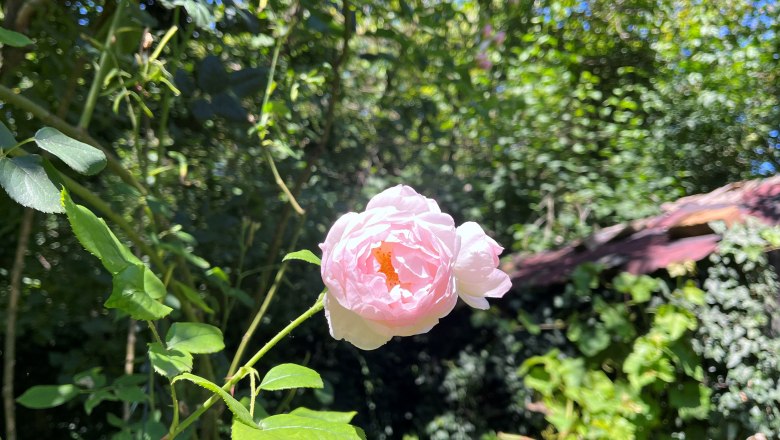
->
149 342 193 378
0 155 63 213
258 414 366 439
34 127 106 175
166 322 224 354
62 190 171 320
289 407 357 424
282 250 321 266
260 363 323 391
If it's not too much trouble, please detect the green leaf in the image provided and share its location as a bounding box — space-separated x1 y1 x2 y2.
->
676 384 712 420
0 155 63 213
0 27 33 47
571 263 603 294
149 342 193 378
680 282 705 306
233 415 366 440
174 281 214 314
84 389 117 415
62 190 171 320
106 263 172 320
113 374 148 387
567 319 610 357
34 127 106 175
174 373 255 426
289 407 357 424
516 309 541 335
233 419 272 439
166 322 225 354
311 381 333 408
61 189 138 273
258 414 366 439
654 305 696 342
669 382 703 409
669 340 704 381
518 351 561 396
16 384 79 409
114 386 147 403
613 273 659 303
282 250 321 266
260 363 324 391
0 121 17 147
73 367 107 389
159 242 210 268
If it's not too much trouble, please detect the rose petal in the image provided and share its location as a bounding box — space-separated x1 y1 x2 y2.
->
453 222 511 308
365 185 442 214
320 212 360 254
324 294 392 350
457 269 512 309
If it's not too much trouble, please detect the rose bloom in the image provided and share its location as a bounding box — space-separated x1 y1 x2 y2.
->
320 185 511 350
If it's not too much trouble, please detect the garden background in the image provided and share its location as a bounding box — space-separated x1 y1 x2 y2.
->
1 0 780 439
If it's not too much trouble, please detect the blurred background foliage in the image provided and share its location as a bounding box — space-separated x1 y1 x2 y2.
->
1 0 779 438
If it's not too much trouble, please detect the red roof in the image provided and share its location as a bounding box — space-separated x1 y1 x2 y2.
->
507 175 780 287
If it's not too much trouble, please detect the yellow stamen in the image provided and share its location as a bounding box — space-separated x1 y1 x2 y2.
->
372 242 400 289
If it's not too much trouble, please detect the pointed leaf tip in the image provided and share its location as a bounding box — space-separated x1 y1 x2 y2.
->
282 249 321 266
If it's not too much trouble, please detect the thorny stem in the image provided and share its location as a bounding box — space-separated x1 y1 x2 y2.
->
168 293 325 439
147 320 164 345
168 383 180 437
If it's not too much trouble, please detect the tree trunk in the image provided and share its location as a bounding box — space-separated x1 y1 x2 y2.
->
3 207 35 440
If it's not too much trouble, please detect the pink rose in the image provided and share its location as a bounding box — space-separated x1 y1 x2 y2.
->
320 185 511 350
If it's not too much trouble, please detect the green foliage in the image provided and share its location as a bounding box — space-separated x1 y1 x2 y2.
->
695 220 780 438
0 155 63 213
33 127 106 175
173 373 257 426
520 270 707 439
288 407 357 423
259 363 324 391
0 125 105 213
16 384 80 409
508 220 780 439
165 322 225 354
613 273 660 303
237 414 366 439
61 190 171 320
149 342 193 378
